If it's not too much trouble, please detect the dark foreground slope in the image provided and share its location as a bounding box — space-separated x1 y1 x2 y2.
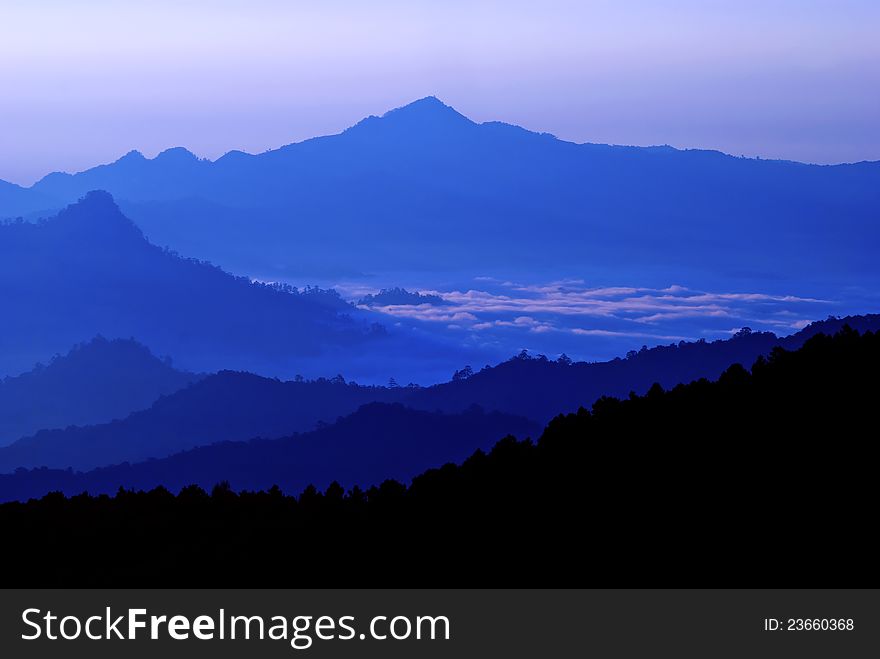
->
0 327 875 586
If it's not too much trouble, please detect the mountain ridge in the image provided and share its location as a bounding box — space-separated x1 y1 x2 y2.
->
2 312 874 474
0 336 200 447
0 402 540 502
7 97 877 195
2 325 876 584
0 192 390 378
2 95 868 284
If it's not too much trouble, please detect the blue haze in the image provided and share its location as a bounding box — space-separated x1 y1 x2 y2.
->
1 98 878 375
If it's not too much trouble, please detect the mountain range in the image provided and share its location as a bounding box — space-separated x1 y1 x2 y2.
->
0 403 539 502
0 190 405 379
2 313 875 476
1 96 877 513
1 97 877 285
2 325 877 587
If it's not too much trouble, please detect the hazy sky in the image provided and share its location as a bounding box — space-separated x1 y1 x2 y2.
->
1 0 878 184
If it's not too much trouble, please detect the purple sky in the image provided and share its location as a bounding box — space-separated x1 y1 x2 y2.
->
2 0 878 184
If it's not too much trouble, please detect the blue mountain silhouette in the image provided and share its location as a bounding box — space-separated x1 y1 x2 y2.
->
0 337 199 447
2 97 876 282
0 179 51 217
358 287 449 307
2 313 874 475
0 191 387 378
0 403 540 502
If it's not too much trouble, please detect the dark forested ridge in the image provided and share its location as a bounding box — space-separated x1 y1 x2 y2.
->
3 313 876 474
0 336 199 447
357 287 449 307
1 327 875 586
404 312 880 423
0 404 539 502
0 370 405 473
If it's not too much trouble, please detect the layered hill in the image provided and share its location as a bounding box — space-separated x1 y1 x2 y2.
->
0 191 386 378
0 403 539 502
2 313 874 474
0 337 199 446
1 326 876 584
1 97 876 282
0 371 400 472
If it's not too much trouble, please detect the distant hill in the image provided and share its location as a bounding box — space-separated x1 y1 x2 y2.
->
3 313 874 473
0 403 540 502
0 337 199 447
402 313 880 423
0 191 388 378
0 179 56 218
1 97 876 283
358 287 449 307
0 371 400 472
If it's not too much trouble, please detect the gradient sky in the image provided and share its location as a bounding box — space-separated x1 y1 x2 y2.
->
1 0 878 184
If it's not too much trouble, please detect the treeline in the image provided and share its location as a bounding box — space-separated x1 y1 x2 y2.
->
0 327 877 586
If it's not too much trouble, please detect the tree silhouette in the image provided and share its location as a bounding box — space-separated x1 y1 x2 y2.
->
0 327 876 587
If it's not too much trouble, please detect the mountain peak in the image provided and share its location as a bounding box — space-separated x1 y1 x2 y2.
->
54 190 145 240
155 147 198 162
382 96 471 123
346 96 474 137
118 150 146 162
76 189 119 209
392 95 447 111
